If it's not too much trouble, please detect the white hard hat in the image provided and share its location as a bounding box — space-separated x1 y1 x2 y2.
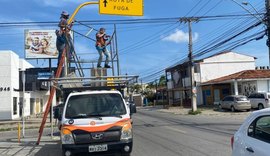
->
61 11 69 16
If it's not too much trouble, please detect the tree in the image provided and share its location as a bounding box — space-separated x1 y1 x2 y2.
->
158 75 166 87
129 84 142 94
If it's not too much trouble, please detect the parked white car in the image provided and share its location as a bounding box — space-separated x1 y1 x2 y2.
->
232 108 270 156
248 92 270 109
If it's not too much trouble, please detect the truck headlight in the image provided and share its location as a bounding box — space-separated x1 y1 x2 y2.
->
121 124 132 141
61 128 74 144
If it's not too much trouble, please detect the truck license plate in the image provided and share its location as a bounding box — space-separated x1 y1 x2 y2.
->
89 144 108 152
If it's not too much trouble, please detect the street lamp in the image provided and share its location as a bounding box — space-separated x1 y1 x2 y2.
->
230 0 263 22
230 0 270 68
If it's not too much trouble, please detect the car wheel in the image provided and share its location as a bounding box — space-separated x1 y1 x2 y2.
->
231 106 235 112
218 104 222 109
258 104 264 110
121 154 131 156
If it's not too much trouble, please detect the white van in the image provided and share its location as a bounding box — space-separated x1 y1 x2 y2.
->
248 92 270 109
55 90 136 156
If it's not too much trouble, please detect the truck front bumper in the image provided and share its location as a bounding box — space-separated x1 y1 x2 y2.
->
62 140 132 156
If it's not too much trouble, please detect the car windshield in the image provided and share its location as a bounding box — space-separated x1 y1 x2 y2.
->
65 93 126 119
236 96 248 101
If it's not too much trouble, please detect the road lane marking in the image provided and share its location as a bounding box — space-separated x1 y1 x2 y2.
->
164 126 187 134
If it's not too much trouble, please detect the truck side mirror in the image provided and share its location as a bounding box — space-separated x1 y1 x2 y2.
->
53 107 63 121
130 102 137 115
58 109 63 121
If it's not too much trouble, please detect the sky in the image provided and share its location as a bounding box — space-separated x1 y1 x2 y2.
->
0 0 267 82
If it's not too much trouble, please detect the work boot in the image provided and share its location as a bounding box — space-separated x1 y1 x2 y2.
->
97 65 102 68
104 64 111 68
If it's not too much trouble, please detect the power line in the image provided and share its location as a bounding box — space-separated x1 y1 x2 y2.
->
140 17 264 83
0 14 264 28
192 0 212 15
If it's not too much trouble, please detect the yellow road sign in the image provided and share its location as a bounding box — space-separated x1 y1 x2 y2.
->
99 0 143 16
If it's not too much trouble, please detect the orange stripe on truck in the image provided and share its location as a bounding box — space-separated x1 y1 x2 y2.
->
62 118 131 132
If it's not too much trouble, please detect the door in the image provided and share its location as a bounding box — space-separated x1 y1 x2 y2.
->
242 116 270 156
214 89 220 104
203 90 207 105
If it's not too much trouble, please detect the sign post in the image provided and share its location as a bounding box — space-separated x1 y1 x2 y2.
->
99 0 144 16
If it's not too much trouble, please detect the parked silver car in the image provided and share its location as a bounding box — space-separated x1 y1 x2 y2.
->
220 95 251 112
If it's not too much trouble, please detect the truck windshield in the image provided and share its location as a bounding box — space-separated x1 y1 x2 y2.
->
65 93 126 119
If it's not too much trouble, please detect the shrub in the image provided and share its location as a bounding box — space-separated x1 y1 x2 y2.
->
188 109 202 115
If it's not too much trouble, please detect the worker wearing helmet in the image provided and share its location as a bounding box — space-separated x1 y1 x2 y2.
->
58 11 73 32
96 28 111 68
56 10 74 65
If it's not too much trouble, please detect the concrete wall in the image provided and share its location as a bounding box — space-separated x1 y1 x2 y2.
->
133 94 143 107
0 92 12 120
200 52 255 83
0 51 18 120
29 90 55 115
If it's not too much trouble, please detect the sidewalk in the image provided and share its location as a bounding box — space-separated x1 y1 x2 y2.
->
140 105 252 120
0 134 61 156
0 115 56 132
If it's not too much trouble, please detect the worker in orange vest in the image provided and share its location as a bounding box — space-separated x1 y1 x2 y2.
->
96 28 111 68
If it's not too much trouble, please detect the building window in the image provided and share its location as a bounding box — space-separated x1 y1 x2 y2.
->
205 90 211 96
194 64 200 73
222 88 230 96
13 97 17 115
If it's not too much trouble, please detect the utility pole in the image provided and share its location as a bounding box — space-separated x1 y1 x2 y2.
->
141 79 144 93
180 18 198 112
114 24 121 76
266 0 270 67
155 79 158 106
22 70 25 138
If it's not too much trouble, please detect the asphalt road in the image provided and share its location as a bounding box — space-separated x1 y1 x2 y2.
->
0 107 245 156
132 107 244 156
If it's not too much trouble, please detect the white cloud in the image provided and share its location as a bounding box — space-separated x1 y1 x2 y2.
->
162 29 199 43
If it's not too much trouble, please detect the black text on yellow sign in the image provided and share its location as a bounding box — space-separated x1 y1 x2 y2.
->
99 0 144 16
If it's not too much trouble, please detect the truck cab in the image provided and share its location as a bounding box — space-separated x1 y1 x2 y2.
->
56 90 135 156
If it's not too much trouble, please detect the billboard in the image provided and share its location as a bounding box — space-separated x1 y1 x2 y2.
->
25 30 58 59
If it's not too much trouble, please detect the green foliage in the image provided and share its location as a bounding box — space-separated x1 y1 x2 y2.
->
158 75 166 86
130 84 142 94
188 109 202 115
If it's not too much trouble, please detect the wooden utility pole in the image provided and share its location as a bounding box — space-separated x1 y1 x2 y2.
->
266 0 270 67
180 18 199 112
188 20 197 112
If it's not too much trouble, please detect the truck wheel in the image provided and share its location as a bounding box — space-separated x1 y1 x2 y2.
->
258 104 264 110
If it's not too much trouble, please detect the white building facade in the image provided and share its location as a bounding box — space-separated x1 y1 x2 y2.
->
166 51 256 106
0 50 55 120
